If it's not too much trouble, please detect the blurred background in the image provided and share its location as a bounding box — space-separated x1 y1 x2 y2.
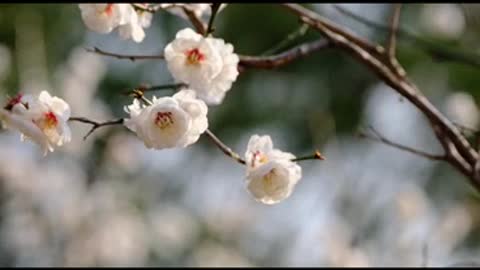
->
0 3 479 267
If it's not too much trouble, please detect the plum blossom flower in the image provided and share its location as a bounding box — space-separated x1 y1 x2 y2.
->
0 91 72 155
79 4 151 43
244 135 302 205
124 89 208 149
160 3 227 20
118 5 153 43
164 28 239 105
79 4 133 34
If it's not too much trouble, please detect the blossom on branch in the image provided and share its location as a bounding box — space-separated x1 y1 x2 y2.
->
164 28 239 105
124 89 208 149
0 91 72 155
118 4 153 43
79 4 151 43
160 3 227 20
244 135 302 205
79 4 132 33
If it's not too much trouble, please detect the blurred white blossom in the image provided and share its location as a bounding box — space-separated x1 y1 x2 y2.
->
421 4 465 39
445 92 479 129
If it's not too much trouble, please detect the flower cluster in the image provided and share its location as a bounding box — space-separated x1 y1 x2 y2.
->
0 3 313 205
79 3 238 105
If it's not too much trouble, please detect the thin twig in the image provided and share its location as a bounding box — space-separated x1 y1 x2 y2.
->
86 47 164 61
358 126 445 161
69 117 124 140
261 23 310 56
239 39 332 70
205 3 221 36
131 91 154 106
387 4 402 60
140 83 186 92
421 242 428 267
122 83 187 101
122 83 187 96
281 4 385 57
204 129 246 165
132 4 160 13
132 3 186 14
292 150 326 162
385 3 405 77
182 6 207 35
332 4 480 69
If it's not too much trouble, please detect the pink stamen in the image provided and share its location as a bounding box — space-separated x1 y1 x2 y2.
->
44 111 58 127
155 111 174 129
4 93 24 110
6 93 22 106
185 48 205 65
104 4 114 16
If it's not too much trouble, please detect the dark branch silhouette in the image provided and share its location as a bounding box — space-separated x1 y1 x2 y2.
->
69 117 124 140
239 39 332 70
358 126 445 161
86 47 164 61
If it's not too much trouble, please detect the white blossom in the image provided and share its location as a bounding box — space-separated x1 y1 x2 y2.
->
124 89 208 149
79 4 151 43
79 4 133 34
0 91 72 155
164 28 239 105
160 3 227 20
244 135 302 205
118 5 153 43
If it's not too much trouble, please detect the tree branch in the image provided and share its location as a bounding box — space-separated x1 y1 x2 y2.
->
261 23 310 56
85 47 164 61
138 83 186 92
281 4 385 57
204 129 246 165
203 129 325 166
182 6 207 35
385 3 406 77
280 3 480 191
132 3 162 13
69 117 124 140
206 3 222 36
292 150 326 162
332 4 480 69
358 126 445 161
239 39 332 70
386 4 402 60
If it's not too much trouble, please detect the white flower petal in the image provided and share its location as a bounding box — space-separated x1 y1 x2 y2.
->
244 134 302 204
124 89 208 149
2 91 72 154
246 159 302 205
164 28 239 105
